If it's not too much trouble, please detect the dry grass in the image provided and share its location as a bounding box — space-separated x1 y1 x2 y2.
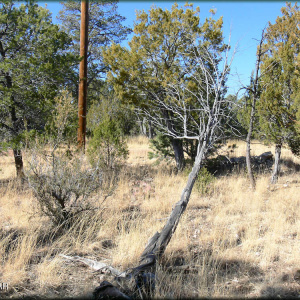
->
0 137 299 298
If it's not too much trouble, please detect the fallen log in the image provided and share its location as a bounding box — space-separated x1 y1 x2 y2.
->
99 145 207 298
59 254 126 277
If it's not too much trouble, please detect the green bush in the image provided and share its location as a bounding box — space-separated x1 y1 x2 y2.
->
88 117 128 170
184 166 215 196
148 133 174 164
195 167 215 195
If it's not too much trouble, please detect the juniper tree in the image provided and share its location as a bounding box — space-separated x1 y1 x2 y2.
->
0 1 76 179
103 4 228 170
104 7 236 276
258 2 300 183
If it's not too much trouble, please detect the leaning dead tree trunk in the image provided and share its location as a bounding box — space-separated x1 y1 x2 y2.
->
245 29 265 189
93 42 237 298
139 141 207 264
94 139 209 298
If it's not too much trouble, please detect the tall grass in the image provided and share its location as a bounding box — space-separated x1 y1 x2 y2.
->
0 137 299 298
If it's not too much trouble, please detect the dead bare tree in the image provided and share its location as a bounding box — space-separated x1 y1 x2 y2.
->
239 29 266 190
63 41 237 298
133 41 238 264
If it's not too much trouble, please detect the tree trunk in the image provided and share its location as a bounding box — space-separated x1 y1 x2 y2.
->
13 149 24 180
137 115 144 136
77 0 89 151
171 138 184 171
138 141 206 265
245 29 265 190
142 117 147 136
271 143 281 184
246 121 256 189
148 120 154 139
6 73 25 181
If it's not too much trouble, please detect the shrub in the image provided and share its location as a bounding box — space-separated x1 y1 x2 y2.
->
148 133 174 164
88 117 129 170
28 153 103 227
195 167 215 195
26 90 104 227
184 166 215 196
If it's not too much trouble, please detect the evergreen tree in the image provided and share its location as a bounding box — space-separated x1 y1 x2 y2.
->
58 1 131 101
0 1 76 179
103 3 228 170
258 2 300 183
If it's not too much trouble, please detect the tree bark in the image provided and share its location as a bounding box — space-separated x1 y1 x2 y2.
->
271 143 281 184
138 141 206 265
246 106 256 188
6 74 25 180
245 29 265 190
77 0 89 151
171 138 185 171
114 142 207 297
142 117 147 136
13 149 24 180
148 120 154 139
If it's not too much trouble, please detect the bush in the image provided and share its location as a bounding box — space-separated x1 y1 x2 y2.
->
195 167 215 195
26 90 104 227
28 153 103 227
88 117 129 170
184 166 215 196
148 133 174 164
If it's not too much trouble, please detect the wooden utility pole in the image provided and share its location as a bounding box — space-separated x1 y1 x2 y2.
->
78 0 89 150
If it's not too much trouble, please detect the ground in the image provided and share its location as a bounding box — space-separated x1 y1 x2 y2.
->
0 136 299 298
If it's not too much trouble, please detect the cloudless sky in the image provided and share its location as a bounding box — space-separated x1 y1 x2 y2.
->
40 1 292 95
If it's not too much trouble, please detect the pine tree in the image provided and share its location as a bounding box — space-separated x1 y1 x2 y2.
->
58 1 131 99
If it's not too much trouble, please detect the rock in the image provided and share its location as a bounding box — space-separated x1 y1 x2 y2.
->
230 156 246 164
258 151 273 163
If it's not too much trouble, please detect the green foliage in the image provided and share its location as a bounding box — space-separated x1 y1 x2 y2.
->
258 3 300 148
87 88 130 169
196 167 215 195
184 166 215 195
149 133 199 165
87 85 137 137
103 3 226 106
148 133 174 163
0 1 76 152
58 1 131 101
45 90 77 147
103 3 229 167
236 82 260 138
288 134 300 157
88 117 128 170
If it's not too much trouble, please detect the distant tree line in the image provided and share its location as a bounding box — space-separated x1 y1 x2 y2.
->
0 1 299 186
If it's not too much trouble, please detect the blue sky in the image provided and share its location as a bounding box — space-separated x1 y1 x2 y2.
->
39 1 291 95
